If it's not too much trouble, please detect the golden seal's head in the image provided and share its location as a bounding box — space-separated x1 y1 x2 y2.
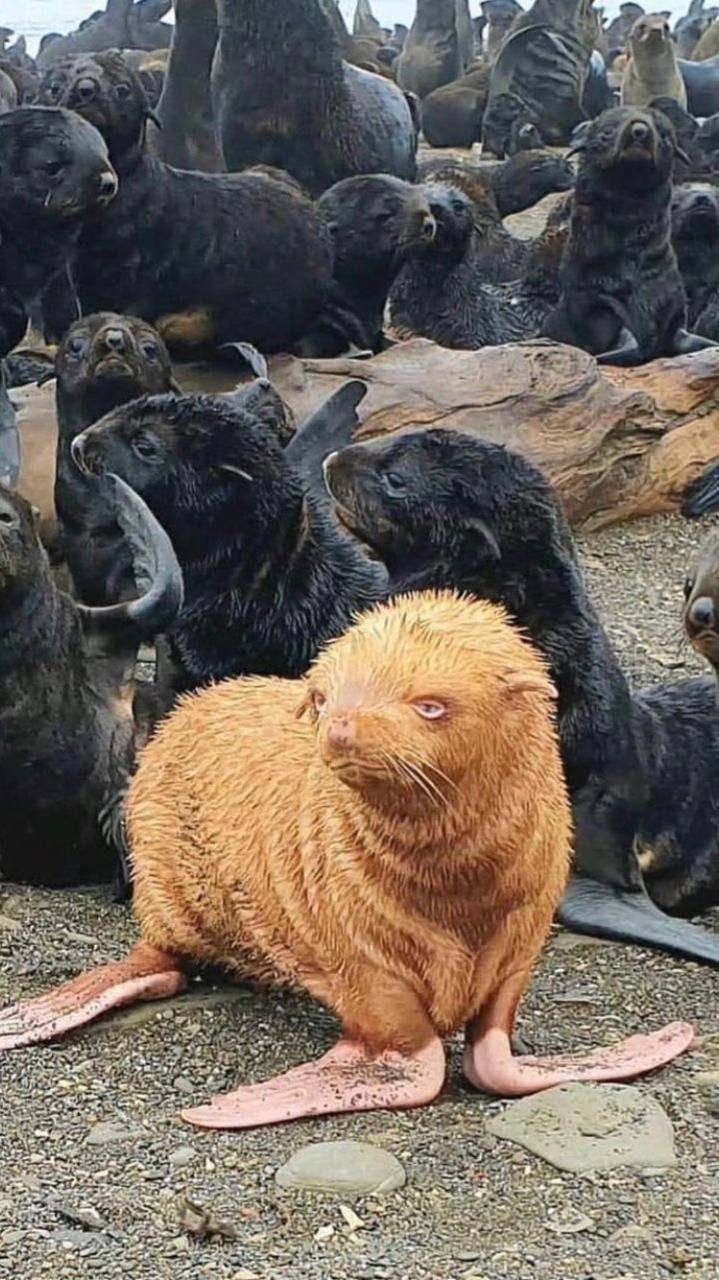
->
299 591 557 809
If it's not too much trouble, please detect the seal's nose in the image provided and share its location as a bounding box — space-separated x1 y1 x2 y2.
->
76 77 98 101
630 120 650 144
689 595 716 630
101 327 127 352
98 169 118 202
326 716 356 753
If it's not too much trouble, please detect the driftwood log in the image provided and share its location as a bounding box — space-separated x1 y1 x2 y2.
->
268 338 719 531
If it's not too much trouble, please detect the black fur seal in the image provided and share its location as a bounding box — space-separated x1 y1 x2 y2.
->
54 313 177 606
671 183 719 327
417 150 575 217
324 430 719 966
38 52 333 354
155 0 223 173
72 392 384 693
542 106 716 364
0 474 182 888
396 0 463 100
213 0 417 197
0 106 117 358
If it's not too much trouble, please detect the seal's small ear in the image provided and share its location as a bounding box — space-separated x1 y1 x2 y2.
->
502 670 558 700
295 688 313 721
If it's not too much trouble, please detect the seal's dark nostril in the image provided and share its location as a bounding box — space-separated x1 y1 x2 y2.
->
102 328 126 351
98 170 118 200
689 596 716 629
630 121 650 142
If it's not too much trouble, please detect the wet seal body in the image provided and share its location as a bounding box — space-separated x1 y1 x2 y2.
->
396 0 463 100
72 392 384 691
154 0 222 173
54 312 176 605
417 150 575 217
542 106 715 365
0 475 182 888
324 429 719 967
213 0 417 197
0 592 693 1121
0 106 117 358
622 14 688 108
38 52 332 353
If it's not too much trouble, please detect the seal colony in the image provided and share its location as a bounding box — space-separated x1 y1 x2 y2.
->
1 0 719 1129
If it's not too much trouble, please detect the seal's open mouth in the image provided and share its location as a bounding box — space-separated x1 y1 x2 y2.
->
91 354 137 381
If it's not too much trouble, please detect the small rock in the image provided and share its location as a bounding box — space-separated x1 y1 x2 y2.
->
1 1230 25 1246
173 1075 194 1095
315 1224 335 1242
0 912 21 933
171 1235 191 1253
231 1271 259 1280
487 1083 676 1173
608 1225 653 1245
169 1147 196 1170
177 1195 237 1241
339 1204 364 1232
276 1141 405 1196
46 1196 119 1239
85 1121 141 1148
545 1208 595 1235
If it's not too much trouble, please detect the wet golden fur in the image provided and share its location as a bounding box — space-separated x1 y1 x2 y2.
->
128 592 571 1054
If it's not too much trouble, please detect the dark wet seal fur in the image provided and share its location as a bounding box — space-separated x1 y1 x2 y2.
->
0 476 182 888
54 313 177 606
72 393 384 692
670 184 719 326
37 51 333 354
324 430 719 965
0 106 117 358
542 106 716 366
389 186 569 347
299 174 437 357
417 150 575 219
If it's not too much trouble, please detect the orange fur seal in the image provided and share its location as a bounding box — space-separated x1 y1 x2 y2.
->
0 592 693 1127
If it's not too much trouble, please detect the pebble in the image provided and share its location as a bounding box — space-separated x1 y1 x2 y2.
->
169 1147 196 1170
84 1121 142 1148
173 1075 194 1095
487 1084 677 1173
276 1141 406 1196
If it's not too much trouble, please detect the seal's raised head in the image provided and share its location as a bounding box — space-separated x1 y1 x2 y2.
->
684 530 719 674
303 591 557 803
0 106 117 219
0 484 44 599
38 50 153 165
572 105 678 185
58 313 174 415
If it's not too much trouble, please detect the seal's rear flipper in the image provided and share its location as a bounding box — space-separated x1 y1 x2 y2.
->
181 1036 446 1130
595 326 641 366
285 381 366 505
683 461 719 517
0 944 186 1050
558 874 719 966
673 328 718 355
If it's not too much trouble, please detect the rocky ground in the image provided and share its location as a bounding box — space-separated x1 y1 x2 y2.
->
1 509 719 1280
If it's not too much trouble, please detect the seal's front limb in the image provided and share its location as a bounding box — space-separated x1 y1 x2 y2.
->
0 943 186 1049
462 970 694 1097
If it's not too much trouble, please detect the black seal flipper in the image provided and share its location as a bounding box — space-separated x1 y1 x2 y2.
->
558 873 719 966
79 474 184 673
595 326 641 366
683 461 719 517
286 381 366 505
219 342 269 380
672 328 719 355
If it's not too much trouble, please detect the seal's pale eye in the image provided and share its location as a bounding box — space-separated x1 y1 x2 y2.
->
141 341 159 359
115 83 132 100
312 691 327 715
413 701 447 721
381 471 407 497
67 336 88 357
43 158 65 178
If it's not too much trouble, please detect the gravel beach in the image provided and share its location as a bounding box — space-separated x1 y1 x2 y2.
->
1 510 718 1280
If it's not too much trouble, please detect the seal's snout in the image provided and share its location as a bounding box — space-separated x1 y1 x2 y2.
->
75 77 99 102
100 327 128 354
71 432 102 477
98 169 119 204
688 595 716 631
326 715 357 754
629 120 650 145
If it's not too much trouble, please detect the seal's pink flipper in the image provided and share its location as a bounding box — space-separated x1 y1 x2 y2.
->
182 1035 446 1130
0 943 187 1050
463 976 694 1097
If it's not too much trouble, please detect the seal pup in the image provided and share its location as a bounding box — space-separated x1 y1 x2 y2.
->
324 430 719 966
0 107 117 357
671 183 719 325
54 313 177 605
72 392 384 690
213 0 417 197
300 175 437 357
622 14 688 107
0 592 693 1119
0 475 182 888
38 52 333 355
542 106 715 364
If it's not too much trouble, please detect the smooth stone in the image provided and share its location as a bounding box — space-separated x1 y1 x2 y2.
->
169 1146 196 1170
487 1084 676 1173
276 1141 406 1196
85 1121 143 1148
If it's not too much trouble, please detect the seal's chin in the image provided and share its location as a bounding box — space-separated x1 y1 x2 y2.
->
90 355 139 383
324 757 390 789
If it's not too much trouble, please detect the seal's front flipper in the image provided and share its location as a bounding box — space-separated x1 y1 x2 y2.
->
219 342 268 380
463 970 694 1097
595 326 641 366
673 328 718 355
558 873 719 966
285 381 366 505
181 1036 446 1130
0 944 186 1050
